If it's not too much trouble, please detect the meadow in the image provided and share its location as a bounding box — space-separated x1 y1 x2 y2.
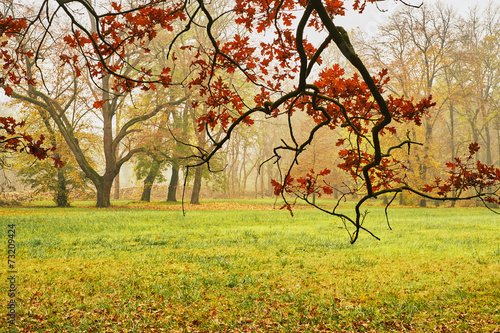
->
0 200 499 332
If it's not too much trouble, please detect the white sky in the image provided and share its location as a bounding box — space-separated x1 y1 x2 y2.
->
336 0 498 35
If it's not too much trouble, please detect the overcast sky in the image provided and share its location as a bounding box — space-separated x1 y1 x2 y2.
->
336 0 495 35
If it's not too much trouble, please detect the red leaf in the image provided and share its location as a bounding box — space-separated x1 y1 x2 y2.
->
322 186 333 195
319 168 331 176
93 100 106 109
423 185 435 193
53 157 65 168
468 142 480 156
4 85 13 97
270 179 283 196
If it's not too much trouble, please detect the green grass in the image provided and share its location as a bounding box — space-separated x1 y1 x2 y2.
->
1 202 499 332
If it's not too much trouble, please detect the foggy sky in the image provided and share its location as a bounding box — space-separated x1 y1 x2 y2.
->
336 0 493 35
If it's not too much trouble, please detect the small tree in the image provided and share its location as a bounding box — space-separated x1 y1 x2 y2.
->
135 154 167 202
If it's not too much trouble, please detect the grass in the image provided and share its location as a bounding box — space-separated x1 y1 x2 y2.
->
0 201 499 332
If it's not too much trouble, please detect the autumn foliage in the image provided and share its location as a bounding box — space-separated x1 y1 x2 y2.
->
0 116 61 167
1 0 499 241
422 143 500 204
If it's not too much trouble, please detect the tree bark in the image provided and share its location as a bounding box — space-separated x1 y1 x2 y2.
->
485 122 492 165
96 175 114 208
55 161 69 207
113 172 120 200
419 122 433 207
260 167 265 198
190 164 203 205
254 170 259 199
167 165 179 202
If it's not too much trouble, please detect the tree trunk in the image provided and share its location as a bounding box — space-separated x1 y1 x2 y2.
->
419 122 433 208
485 123 492 165
167 165 179 202
449 101 455 161
470 110 480 162
449 101 456 207
96 176 113 208
55 165 69 207
190 165 203 205
267 164 273 197
140 175 154 202
260 167 265 198
97 72 115 208
113 171 120 200
140 159 161 202
231 143 238 197
254 170 259 199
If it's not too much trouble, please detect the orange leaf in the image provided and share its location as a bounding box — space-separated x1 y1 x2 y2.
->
93 100 106 109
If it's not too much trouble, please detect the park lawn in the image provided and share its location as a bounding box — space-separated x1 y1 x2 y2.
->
0 202 499 332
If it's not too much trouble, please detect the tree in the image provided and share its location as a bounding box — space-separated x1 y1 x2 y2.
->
135 154 165 201
132 100 178 203
454 4 500 166
1 2 187 207
2 0 500 243
13 106 92 206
